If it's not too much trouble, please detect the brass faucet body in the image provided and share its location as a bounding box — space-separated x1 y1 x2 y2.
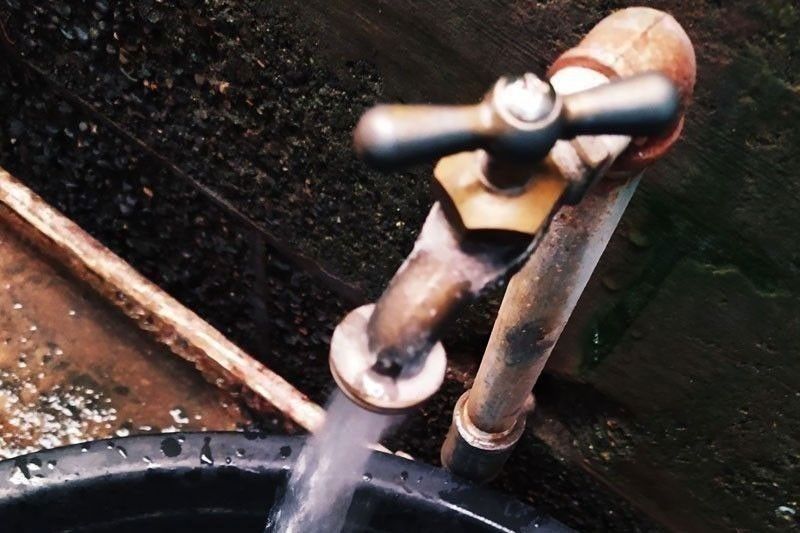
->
330 7 689 416
331 125 628 413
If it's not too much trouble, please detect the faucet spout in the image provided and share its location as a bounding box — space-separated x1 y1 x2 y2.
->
329 204 535 414
367 206 532 377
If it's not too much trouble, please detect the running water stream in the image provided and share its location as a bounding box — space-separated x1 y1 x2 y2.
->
266 391 400 533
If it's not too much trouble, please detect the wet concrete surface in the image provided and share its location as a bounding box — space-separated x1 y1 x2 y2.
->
0 217 249 458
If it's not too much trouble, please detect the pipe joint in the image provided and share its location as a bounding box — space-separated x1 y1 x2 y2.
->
441 391 527 482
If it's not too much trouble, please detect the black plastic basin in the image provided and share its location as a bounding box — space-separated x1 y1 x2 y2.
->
0 433 568 532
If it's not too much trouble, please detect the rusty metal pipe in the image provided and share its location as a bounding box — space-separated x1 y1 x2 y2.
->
468 177 639 434
440 175 640 480
441 7 696 481
441 68 634 479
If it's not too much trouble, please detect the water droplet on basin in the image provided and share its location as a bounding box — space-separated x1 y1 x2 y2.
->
8 457 46 486
9 461 30 485
362 472 372 482
279 445 292 459
776 505 796 520
235 448 245 458
225 457 232 465
399 471 408 482
160 437 181 457
117 446 128 459
200 437 214 465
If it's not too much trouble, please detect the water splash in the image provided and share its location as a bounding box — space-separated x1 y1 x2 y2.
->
267 390 399 533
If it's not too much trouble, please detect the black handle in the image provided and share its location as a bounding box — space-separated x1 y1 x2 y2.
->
561 73 680 138
353 104 491 171
353 73 680 171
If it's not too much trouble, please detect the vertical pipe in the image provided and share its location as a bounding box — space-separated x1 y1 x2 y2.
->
466 176 639 434
441 6 695 483
439 65 634 480
441 176 638 480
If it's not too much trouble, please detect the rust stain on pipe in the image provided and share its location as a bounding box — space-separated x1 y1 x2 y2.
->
466 177 640 434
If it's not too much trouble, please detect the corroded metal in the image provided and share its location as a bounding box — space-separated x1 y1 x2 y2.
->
442 175 641 480
366 203 533 375
467 178 641 432
336 24 680 413
0 169 325 434
549 7 697 172
440 391 527 479
442 7 696 482
333 203 536 412
330 304 447 413
331 156 583 414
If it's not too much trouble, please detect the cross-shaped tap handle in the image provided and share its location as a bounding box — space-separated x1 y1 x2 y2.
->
354 72 679 173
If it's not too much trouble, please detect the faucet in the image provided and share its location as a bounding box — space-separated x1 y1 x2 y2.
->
329 7 692 420
440 8 697 481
